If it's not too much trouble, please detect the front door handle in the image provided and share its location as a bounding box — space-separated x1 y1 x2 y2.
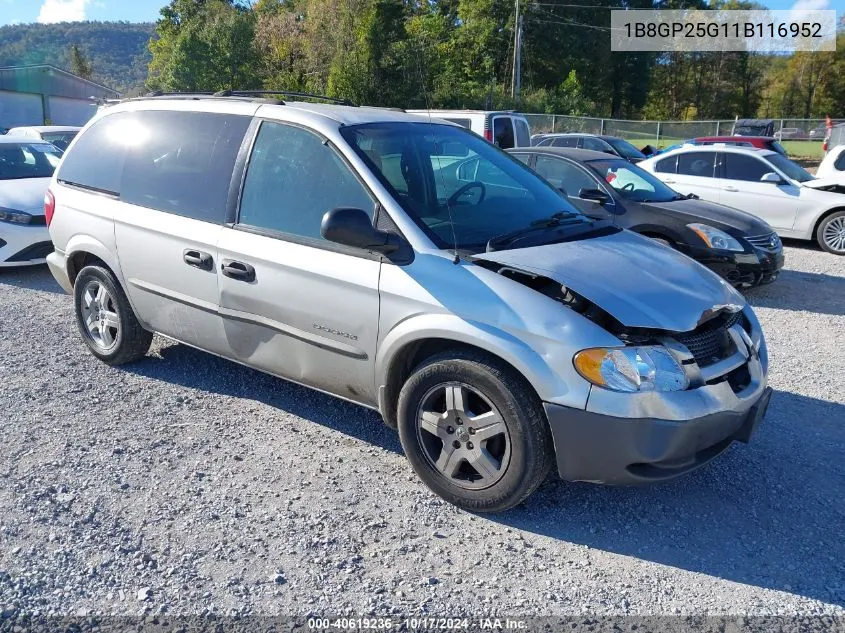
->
221 259 256 282
183 249 213 271
724 186 739 192
663 179 675 184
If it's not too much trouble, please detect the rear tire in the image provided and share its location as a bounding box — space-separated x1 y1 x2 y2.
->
397 350 554 513
73 265 152 365
816 211 845 255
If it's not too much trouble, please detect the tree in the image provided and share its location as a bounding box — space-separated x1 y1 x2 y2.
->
69 44 93 80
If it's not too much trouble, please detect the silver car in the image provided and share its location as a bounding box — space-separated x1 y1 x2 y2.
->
45 94 772 511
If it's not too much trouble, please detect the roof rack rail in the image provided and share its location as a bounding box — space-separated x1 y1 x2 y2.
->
213 90 356 107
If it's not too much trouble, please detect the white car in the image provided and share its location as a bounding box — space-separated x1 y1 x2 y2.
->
6 126 81 151
816 144 845 183
0 138 63 267
639 145 845 255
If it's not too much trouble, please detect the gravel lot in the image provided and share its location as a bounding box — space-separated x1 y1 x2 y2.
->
0 242 843 624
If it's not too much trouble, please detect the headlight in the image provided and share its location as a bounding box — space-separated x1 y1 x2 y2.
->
687 223 744 252
574 346 689 393
0 208 34 225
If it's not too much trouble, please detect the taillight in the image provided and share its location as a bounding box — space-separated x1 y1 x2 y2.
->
484 129 493 142
45 189 56 226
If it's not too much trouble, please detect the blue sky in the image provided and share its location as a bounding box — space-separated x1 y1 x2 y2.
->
0 0 840 26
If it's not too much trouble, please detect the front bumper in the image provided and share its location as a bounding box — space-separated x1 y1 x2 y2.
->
545 310 770 484
545 386 770 484
0 223 51 267
687 246 785 287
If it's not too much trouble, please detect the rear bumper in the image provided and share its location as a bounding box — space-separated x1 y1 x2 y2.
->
545 387 771 484
46 250 73 294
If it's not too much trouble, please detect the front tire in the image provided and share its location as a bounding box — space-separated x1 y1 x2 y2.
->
397 350 554 512
73 265 153 365
816 211 845 255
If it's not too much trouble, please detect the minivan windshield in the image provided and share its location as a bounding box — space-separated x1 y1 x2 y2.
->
0 142 62 180
765 153 814 183
587 158 680 203
341 122 592 251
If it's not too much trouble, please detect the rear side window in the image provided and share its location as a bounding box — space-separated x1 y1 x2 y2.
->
551 137 579 148
492 117 515 149
677 152 716 178
443 118 471 129
834 151 845 171
238 121 374 242
121 111 250 223
723 153 769 181
514 119 530 147
581 137 612 153
56 113 132 194
654 155 677 173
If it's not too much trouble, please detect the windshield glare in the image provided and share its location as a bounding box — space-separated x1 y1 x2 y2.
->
588 158 679 202
341 122 585 250
766 153 814 182
0 142 63 180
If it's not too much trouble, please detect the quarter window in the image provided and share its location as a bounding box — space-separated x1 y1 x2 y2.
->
723 153 770 181
56 112 132 194
238 121 374 242
834 152 845 171
677 152 716 178
581 137 612 153
121 111 250 222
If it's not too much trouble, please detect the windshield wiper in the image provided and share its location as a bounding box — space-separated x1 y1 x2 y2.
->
486 212 584 252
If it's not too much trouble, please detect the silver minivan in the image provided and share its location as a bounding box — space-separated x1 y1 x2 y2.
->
45 94 771 511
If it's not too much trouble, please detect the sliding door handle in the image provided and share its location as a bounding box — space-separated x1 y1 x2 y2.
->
221 259 256 282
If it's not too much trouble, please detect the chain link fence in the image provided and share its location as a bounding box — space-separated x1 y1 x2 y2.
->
524 114 828 145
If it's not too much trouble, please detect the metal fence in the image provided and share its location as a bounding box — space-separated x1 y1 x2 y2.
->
523 114 829 144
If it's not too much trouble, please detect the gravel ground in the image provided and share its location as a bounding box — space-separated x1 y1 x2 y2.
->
0 242 843 625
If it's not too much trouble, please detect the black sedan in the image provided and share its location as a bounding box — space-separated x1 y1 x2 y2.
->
509 147 784 287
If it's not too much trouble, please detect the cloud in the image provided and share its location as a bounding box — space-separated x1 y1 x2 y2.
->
790 0 830 10
37 0 92 24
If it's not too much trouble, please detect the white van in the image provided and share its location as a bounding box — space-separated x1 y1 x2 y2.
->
408 110 531 149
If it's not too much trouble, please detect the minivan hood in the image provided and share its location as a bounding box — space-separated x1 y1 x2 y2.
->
0 177 51 215
475 229 744 332
643 198 771 234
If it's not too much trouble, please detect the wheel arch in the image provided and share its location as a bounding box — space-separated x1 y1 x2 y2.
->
375 315 589 428
811 206 845 243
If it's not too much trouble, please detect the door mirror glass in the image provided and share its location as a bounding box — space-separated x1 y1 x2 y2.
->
321 207 399 253
579 188 610 204
760 172 783 184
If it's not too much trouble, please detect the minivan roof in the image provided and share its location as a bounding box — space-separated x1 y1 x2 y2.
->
101 97 447 127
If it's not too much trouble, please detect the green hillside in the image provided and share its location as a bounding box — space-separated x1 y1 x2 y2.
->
0 21 154 94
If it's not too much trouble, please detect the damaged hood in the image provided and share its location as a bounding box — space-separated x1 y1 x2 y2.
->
802 177 845 192
475 229 744 332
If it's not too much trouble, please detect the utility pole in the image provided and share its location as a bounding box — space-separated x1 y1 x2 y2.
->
511 0 522 100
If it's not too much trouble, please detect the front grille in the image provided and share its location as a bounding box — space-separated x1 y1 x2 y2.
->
672 310 743 368
6 241 53 262
745 232 781 251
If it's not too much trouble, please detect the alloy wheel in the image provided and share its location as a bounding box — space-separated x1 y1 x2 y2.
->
416 382 511 490
822 215 845 253
80 280 120 351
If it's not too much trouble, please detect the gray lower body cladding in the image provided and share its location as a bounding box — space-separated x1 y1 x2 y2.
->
544 387 772 485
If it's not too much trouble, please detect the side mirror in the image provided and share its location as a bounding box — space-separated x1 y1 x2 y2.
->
760 172 783 184
321 208 400 254
579 188 610 205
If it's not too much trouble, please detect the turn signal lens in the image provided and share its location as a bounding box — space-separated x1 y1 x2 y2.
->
574 346 689 393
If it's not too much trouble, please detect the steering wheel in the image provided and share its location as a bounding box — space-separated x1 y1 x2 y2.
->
448 181 486 206
622 182 635 192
